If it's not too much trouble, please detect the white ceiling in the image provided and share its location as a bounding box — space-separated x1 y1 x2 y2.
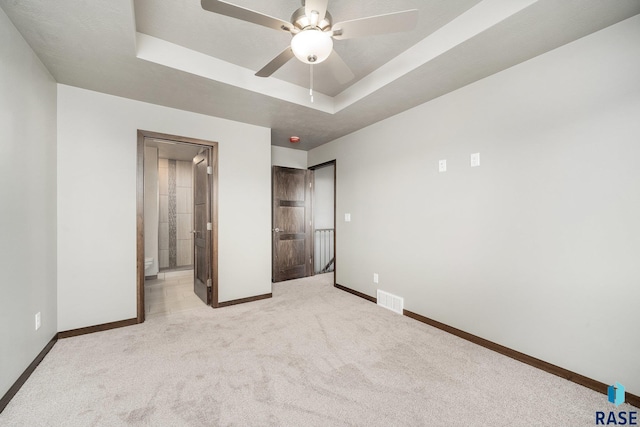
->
134 0 482 97
1 0 639 151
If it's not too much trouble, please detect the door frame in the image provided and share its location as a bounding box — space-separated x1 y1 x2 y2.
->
136 130 219 323
192 147 214 306
308 160 337 285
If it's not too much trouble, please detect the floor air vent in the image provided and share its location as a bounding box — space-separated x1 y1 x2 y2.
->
376 290 404 314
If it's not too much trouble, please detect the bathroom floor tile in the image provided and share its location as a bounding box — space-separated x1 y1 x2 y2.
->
144 269 204 318
161 270 190 279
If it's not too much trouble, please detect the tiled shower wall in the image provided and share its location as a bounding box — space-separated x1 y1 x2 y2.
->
158 159 193 269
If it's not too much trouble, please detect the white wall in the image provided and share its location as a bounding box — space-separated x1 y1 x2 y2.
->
0 9 57 397
313 165 334 230
313 165 335 273
309 16 640 395
143 146 159 276
271 146 307 169
57 85 272 331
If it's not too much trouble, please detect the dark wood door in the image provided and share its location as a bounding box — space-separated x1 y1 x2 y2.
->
272 166 313 282
193 149 212 304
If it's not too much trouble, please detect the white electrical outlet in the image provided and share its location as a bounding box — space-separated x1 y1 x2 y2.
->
438 159 447 172
345 213 351 222
471 153 480 167
373 273 379 284
35 312 41 331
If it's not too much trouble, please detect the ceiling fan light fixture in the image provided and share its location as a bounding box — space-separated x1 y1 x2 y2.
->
291 29 333 64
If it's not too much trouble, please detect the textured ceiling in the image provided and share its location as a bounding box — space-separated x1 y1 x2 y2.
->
1 0 639 151
134 0 482 96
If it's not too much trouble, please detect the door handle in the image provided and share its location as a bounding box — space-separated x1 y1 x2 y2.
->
272 228 281 232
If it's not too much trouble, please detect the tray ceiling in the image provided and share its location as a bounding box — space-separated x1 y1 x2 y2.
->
1 0 639 150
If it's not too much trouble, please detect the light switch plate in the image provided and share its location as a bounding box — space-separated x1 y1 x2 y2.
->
471 153 480 167
345 213 351 222
438 159 447 172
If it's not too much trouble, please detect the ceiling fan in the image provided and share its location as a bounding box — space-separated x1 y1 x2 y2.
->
201 0 419 84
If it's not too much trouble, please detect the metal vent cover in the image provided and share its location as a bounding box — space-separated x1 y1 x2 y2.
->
377 289 403 314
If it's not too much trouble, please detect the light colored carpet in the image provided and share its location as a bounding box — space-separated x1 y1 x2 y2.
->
1 274 633 426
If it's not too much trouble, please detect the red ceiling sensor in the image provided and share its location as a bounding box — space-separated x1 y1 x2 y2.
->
289 136 300 143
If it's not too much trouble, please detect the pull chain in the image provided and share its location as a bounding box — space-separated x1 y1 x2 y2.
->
310 64 314 103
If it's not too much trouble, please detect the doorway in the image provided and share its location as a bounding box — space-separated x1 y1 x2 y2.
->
136 130 218 323
309 160 336 283
271 160 336 284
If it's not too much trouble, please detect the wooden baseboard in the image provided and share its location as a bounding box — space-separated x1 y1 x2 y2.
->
0 334 58 413
333 282 639 409
628 393 639 409
58 318 138 339
216 293 272 308
334 283 377 303
403 310 640 409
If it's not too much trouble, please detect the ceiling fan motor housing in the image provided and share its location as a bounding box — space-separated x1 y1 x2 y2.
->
291 7 332 31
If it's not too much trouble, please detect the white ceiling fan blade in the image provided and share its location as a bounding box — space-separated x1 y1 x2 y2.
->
255 47 295 77
332 9 418 40
305 0 329 25
201 0 293 32
326 50 355 84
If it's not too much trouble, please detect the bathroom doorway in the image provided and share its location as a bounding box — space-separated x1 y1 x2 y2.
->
136 130 218 322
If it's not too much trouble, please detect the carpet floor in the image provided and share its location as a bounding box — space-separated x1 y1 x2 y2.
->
0 274 633 426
